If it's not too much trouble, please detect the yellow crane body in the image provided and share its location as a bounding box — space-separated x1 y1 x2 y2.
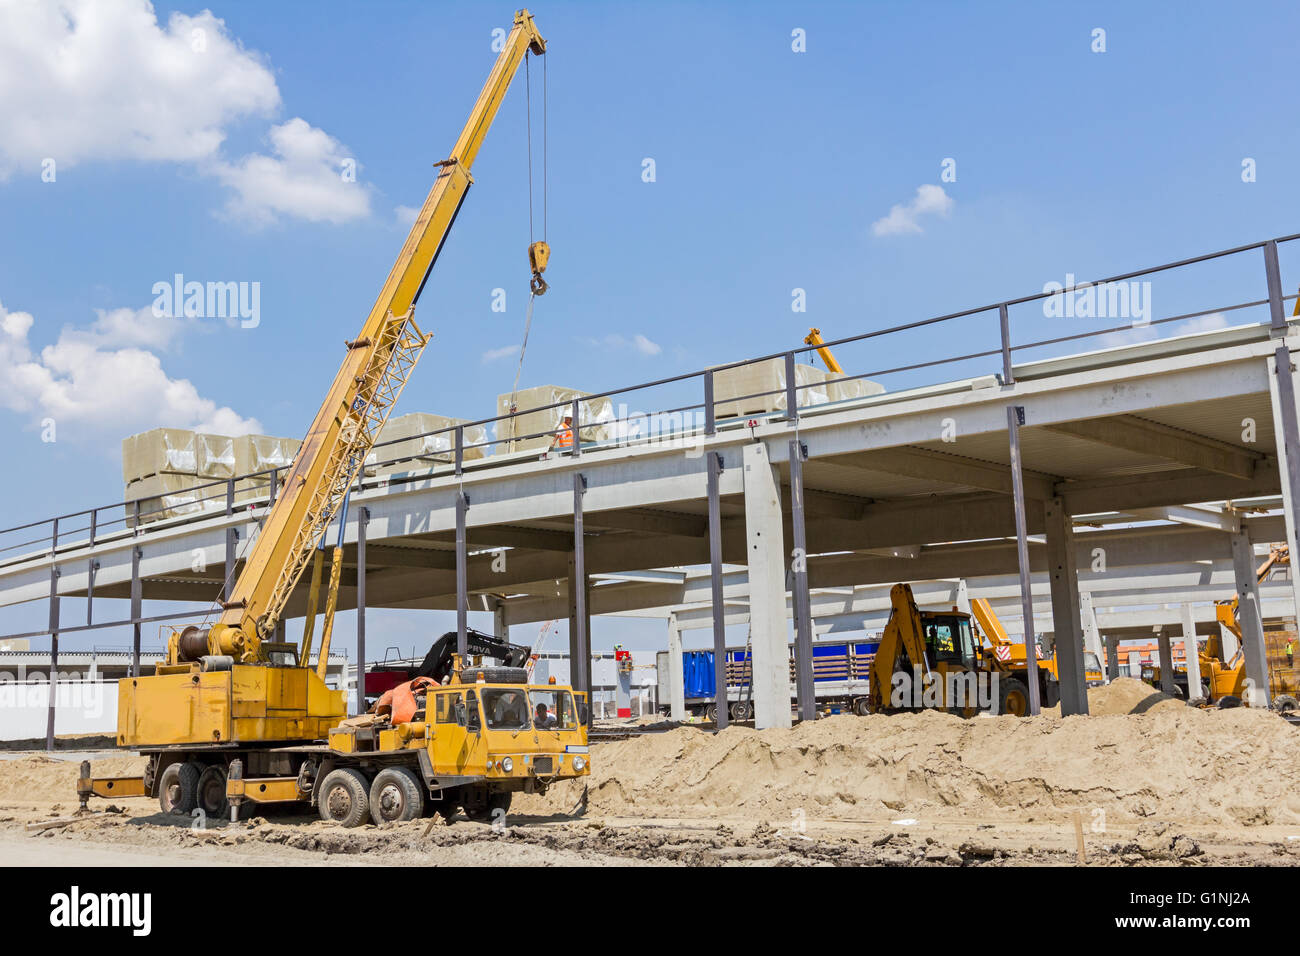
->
80 11 586 827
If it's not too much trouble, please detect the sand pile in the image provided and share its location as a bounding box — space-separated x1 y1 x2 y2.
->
1047 677 1184 716
528 705 1300 827
0 754 146 804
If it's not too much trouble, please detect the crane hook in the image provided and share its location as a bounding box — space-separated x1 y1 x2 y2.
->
529 240 550 295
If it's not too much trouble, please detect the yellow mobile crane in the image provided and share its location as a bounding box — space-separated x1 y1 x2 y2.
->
79 10 588 826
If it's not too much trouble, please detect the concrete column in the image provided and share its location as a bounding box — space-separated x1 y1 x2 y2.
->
492 599 508 640
1104 635 1121 682
1079 591 1103 663
1230 531 1271 706
1044 497 1089 715
1266 347 1300 626
743 442 792 730
666 614 686 721
1218 622 1239 661
1181 603 1203 702
954 579 971 616
1127 650 1142 678
1156 628 1176 696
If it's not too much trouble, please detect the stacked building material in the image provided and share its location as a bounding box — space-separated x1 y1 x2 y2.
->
495 385 614 453
121 428 205 525
366 413 487 475
711 358 830 418
232 434 302 504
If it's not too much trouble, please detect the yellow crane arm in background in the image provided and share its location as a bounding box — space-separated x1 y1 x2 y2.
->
803 328 844 375
191 10 547 666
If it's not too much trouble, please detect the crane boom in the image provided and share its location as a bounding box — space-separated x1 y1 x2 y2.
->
202 10 547 665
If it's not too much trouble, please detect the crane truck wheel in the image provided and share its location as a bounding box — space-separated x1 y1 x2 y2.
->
1218 695 1243 710
158 760 202 815
369 767 425 824
196 764 230 819
997 678 1031 717
317 768 371 827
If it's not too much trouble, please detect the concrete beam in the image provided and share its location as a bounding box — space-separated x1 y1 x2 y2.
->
831 446 1058 499
1045 414 1259 479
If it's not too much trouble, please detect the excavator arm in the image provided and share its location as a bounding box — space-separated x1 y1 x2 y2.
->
869 583 932 710
185 10 547 666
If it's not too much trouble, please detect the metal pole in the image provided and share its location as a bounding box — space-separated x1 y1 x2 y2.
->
784 352 798 419
86 558 97 627
1265 240 1287 331
454 425 464 477
706 451 729 730
1006 405 1042 714
130 545 142 678
999 303 1014 384
45 519 60 753
356 506 368 716
571 398 582 459
456 491 468 659
573 473 590 722
704 369 716 437
788 440 815 721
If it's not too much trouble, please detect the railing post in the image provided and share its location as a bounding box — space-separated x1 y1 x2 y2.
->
356 506 368 716
571 398 582 458
1266 239 1287 333
455 491 469 659
269 468 279 506
130 545 142 678
704 370 716 436
88 509 97 547
999 303 1015 385
784 352 798 420
454 425 464 476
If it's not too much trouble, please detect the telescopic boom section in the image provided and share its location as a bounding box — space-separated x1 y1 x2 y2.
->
205 10 546 664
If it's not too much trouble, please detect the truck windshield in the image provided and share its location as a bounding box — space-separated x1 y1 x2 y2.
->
481 688 530 730
530 688 577 730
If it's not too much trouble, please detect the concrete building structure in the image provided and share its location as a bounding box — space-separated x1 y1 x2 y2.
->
0 234 1298 738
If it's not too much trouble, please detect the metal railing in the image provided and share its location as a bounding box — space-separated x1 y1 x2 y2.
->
1 231 1297 570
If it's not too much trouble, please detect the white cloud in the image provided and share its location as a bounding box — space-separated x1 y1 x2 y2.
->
0 298 260 438
580 333 663 356
212 118 370 226
871 184 954 237
481 344 521 363
394 205 420 228
0 0 279 174
0 0 368 227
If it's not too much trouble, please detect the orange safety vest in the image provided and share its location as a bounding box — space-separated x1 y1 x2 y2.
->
555 425 574 449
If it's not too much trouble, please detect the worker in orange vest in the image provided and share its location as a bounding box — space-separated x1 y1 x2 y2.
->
549 413 575 452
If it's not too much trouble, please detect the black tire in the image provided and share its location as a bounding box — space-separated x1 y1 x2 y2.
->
1218 695 1243 709
158 760 202 816
997 677 1032 717
464 789 512 823
853 698 872 716
317 768 370 827
1272 694 1300 714
729 700 752 721
424 794 455 820
196 764 229 820
369 767 425 824
703 703 718 723
458 666 527 684
1041 679 1061 709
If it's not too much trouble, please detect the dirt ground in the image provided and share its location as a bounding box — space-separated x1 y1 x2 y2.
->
4 680 1300 867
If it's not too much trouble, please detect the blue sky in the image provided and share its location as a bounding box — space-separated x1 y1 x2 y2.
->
1 0 1298 654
